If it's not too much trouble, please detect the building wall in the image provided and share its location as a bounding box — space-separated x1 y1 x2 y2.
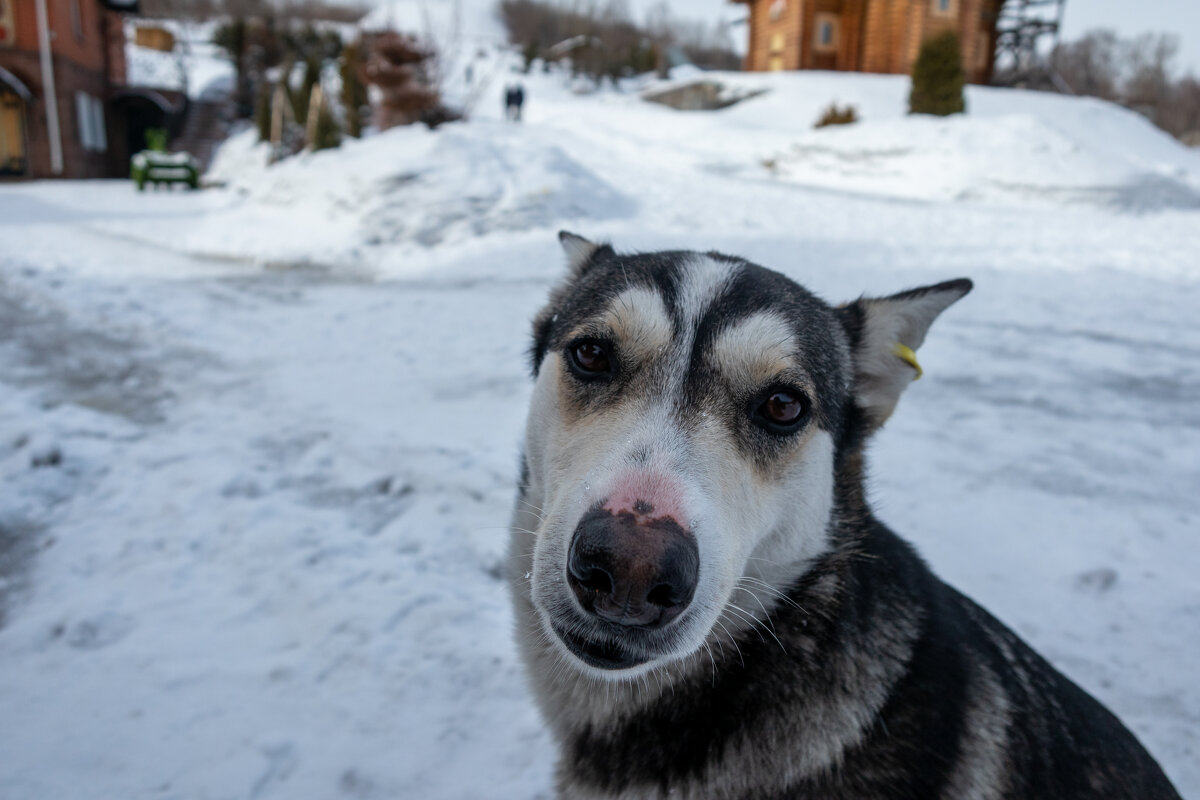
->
745 0 806 72
742 0 998 84
0 1 126 179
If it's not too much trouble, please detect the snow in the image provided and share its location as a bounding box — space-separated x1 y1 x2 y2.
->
2 60 1199 799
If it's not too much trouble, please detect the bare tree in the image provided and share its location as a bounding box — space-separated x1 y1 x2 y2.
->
1122 32 1178 114
1160 74 1200 140
1050 28 1121 101
1049 28 1198 143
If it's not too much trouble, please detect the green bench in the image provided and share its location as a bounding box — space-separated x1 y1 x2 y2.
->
131 151 200 191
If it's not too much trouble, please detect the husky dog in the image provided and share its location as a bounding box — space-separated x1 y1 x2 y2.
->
509 232 1182 800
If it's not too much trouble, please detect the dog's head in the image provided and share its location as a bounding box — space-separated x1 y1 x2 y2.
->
516 232 970 678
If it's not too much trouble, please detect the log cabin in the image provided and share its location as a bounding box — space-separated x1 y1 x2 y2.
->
733 0 1003 84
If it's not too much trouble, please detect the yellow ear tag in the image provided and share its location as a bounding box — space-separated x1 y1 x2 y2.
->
892 343 923 380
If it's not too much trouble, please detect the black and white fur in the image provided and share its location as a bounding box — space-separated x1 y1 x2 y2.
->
509 233 1182 800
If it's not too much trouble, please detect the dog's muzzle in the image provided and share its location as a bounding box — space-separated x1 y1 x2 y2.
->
560 505 699 670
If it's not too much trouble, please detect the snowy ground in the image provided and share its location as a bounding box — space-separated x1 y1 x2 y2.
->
1 60 1198 799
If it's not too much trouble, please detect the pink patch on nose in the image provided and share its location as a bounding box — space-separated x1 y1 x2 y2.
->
601 472 689 529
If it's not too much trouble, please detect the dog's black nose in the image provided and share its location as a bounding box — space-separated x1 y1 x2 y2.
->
567 508 699 629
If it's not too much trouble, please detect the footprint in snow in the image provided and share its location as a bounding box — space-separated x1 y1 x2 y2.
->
65 611 136 650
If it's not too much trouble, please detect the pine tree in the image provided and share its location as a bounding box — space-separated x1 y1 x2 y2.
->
256 81 273 142
340 43 368 138
909 31 966 116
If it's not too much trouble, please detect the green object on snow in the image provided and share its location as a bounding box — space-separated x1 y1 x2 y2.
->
130 150 200 191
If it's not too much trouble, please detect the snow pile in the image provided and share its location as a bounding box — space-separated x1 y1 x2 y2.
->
685 71 1200 207
131 117 633 270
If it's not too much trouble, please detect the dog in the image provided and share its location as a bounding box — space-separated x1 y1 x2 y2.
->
508 232 1182 800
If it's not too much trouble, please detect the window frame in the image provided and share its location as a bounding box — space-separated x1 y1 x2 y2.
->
813 13 840 54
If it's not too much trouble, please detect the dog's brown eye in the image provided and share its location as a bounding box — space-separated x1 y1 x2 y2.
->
570 341 611 376
756 390 809 431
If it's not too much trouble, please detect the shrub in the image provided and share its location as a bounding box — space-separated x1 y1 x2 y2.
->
909 31 966 116
814 103 858 128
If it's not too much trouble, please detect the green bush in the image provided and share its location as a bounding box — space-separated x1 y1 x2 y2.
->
909 31 966 116
814 103 859 128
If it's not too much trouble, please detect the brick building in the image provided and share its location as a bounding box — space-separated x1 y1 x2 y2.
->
0 0 147 179
734 0 1003 85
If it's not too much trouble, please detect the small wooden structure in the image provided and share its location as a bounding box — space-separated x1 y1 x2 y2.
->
133 25 175 53
734 0 1004 85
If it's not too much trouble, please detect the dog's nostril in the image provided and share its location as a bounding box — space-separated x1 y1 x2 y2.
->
576 566 614 595
646 583 678 608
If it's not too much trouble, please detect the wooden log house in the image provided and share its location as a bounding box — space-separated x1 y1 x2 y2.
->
734 0 1003 84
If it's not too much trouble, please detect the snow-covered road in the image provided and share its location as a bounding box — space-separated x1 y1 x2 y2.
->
1 64 1198 798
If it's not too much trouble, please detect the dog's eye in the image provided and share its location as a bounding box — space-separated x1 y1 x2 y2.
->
568 340 612 378
755 390 809 432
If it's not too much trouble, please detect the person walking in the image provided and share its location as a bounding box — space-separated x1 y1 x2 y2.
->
512 83 525 121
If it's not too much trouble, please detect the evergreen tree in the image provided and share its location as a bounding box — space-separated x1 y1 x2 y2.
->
340 43 368 138
909 31 966 116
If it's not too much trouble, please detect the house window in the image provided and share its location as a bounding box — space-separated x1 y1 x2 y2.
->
813 13 839 53
75 92 107 153
932 0 956 16
769 0 787 22
90 96 107 152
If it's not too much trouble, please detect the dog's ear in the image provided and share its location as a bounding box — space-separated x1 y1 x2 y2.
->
837 278 972 429
558 230 609 277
